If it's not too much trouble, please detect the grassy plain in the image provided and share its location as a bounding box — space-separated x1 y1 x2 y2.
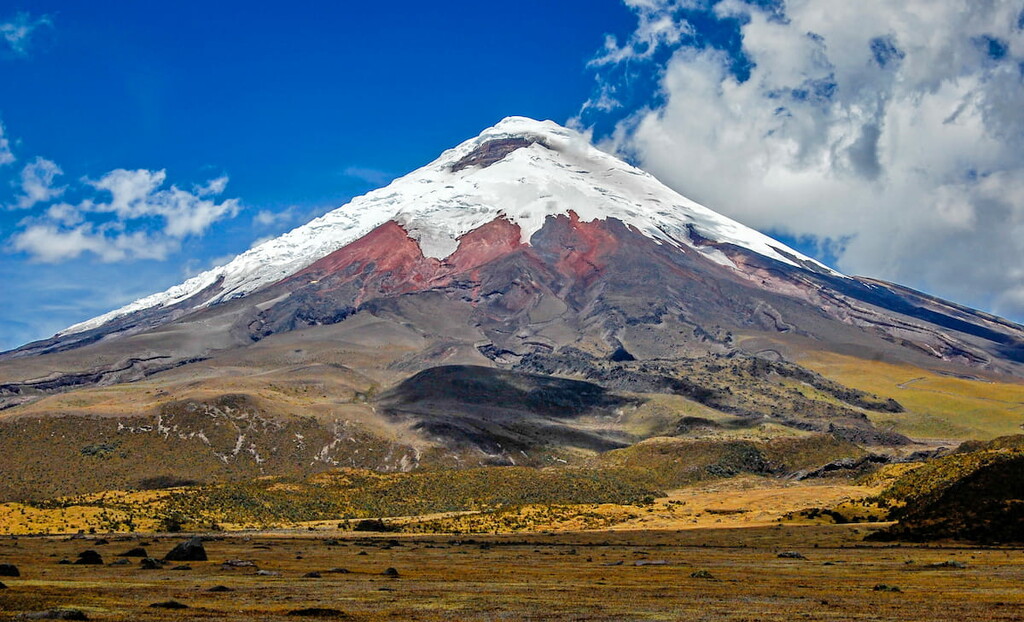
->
1 446 1021 620
1 522 1022 621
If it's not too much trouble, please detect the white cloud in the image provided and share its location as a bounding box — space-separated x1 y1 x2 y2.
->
254 204 338 236
44 202 83 226
88 168 166 217
0 12 52 57
590 0 706 66
194 175 228 197
343 166 393 186
254 207 294 227
11 156 64 209
588 0 1024 321
87 168 241 238
0 120 13 166
10 223 175 263
581 0 697 117
9 168 241 263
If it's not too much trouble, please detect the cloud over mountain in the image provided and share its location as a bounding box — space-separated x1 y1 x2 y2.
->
583 0 1024 321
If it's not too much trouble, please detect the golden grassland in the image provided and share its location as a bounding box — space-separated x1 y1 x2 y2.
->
1 523 1022 621
0 489 171 536
797 351 1024 440
0 476 879 537
400 476 884 535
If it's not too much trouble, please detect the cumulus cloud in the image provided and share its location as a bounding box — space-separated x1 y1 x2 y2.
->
10 223 175 263
11 156 64 209
583 0 1024 322
9 168 240 263
1 11 53 57
86 168 240 237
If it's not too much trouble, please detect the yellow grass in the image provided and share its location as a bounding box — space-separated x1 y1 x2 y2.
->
797 351 1024 440
0 476 881 537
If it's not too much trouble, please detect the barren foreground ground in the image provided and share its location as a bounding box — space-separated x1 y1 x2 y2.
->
1 524 1022 621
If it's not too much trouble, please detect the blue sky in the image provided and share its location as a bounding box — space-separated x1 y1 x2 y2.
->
2 1 1023 350
0 1 637 349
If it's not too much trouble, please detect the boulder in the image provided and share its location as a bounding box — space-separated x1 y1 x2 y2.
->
139 557 164 570
163 537 207 562
73 550 103 565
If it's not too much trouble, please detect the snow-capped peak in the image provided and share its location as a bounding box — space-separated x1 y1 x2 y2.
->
60 116 840 336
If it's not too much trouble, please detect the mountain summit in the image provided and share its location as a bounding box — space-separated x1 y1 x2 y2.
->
1 117 1023 495
60 117 835 337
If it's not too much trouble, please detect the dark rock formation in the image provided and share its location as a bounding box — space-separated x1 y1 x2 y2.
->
73 550 103 565
450 137 546 172
163 537 207 562
139 557 164 570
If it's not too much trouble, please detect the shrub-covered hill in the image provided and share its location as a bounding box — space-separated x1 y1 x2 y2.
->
594 434 867 488
870 435 1024 543
1 433 870 534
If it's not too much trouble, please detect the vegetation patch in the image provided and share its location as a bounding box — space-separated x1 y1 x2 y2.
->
594 434 866 489
867 435 1024 542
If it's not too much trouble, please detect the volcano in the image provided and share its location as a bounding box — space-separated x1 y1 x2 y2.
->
1 117 1022 499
